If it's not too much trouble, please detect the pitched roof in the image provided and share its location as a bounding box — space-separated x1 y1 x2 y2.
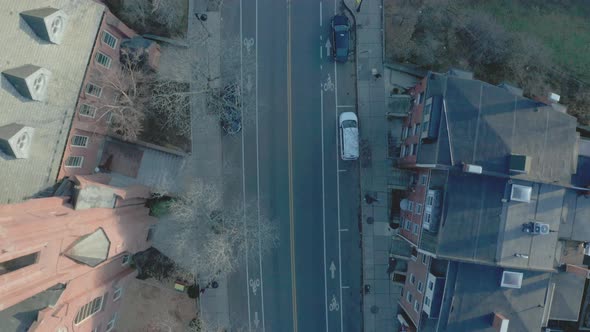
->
0 0 104 203
417 73 578 186
432 171 567 271
441 262 552 332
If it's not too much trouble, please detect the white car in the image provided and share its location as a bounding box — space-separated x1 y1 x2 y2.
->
339 112 359 160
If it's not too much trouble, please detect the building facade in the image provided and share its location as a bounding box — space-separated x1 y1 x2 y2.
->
0 174 156 331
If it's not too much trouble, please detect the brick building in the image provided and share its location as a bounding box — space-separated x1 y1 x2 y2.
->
0 174 156 331
394 70 590 331
58 9 160 179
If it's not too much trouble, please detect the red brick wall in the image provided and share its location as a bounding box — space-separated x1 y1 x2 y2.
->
59 10 139 180
400 252 430 328
399 78 428 168
399 169 430 245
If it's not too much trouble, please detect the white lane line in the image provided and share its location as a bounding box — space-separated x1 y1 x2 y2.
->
255 0 266 330
333 1 344 330
341 286 350 289
240 1 253 331
338 169 347 172
337 105 355 108
320 46 323 59
339 228 349 232
321 88 329 332
319 1 323 27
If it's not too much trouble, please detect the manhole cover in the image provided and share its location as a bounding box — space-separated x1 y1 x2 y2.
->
370 305 379 314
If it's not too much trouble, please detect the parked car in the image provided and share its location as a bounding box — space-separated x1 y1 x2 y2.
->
339 112 359 160
331 15 350 63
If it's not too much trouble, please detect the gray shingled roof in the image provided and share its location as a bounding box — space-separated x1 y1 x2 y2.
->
440 262 552 332
417 73 578 186
433 171 568 271
0 0 104 203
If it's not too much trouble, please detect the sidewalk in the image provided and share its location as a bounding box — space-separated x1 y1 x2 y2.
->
344 0 406 331
187 0 230 329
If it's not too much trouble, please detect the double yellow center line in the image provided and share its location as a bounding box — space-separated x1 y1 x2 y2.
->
286 1 298 332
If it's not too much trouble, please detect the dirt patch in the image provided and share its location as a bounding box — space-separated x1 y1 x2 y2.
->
117 278 196 332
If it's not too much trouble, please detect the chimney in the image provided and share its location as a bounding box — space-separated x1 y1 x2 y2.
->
492 312 509 332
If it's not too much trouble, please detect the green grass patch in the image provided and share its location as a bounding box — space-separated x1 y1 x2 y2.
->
467 0 590 81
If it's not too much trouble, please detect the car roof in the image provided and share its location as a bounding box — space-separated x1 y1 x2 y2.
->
332 14 349 26
339 111 357 122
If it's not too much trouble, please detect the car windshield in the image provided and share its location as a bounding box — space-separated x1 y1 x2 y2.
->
334 25 348 32
342 120 357 128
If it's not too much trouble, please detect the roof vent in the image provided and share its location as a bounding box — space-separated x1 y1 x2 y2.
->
492 312 510 332
510 184 532 203
509 154 531 174
0 123 35 159
462 163 483 174
2 65 51 101
500 270 523 289
548 92 561 103
21 7 68 44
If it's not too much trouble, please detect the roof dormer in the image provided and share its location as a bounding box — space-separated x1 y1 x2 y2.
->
20 7 68 44
0 123 35 159
2 64 51 101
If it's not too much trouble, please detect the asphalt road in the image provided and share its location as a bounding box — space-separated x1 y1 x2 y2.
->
219 1 362 331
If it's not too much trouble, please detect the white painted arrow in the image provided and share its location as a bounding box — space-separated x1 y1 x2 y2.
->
254 311 260 328
325 39 331 57
329 261 336 279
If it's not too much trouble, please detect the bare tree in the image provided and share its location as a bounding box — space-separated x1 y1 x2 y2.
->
120 0 186 36
153 180 279 283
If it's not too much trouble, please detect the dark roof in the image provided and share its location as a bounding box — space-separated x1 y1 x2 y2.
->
434 171 565 270
417 73 578 185
442 262 551 332
0 284 64 332
549 268 585 322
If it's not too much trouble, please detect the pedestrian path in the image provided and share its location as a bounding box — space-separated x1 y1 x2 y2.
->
187 0 231 329
343 0 405 330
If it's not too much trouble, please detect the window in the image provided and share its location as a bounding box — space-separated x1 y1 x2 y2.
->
424 212 431 225
408 201 414 212
412 223 419 235
424 97 433 115
428 281 434 290
113 286 122 301
415 203 423 214
411 144 417 156
121 254 130 266
71 135 89 147
426 196 434 206
417 281 423 293
79 104 96 118
422 121 429 132
105 312 117 332
402 127 408 139
400 145 406 158
420 174 428 186
422 255 428 265
409 144 415 156
106 111 113 124
406 291 413 303
411 123 417 136
414 300 420 312
414 123 420 135
95 52 112 68
424 296 431 306
74 295 104 324
404 219 411 231
410 273 416 284
102 31 118 48
65 156 84 168
85 83 102 97
0 252 39 276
